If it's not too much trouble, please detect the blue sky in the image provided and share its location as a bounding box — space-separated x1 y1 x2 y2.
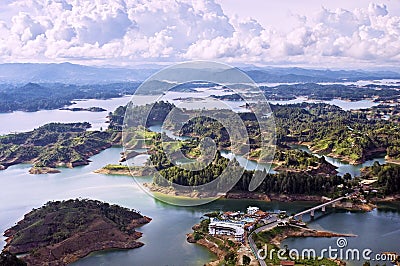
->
0 0 399 68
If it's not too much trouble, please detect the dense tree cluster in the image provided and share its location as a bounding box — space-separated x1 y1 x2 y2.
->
153 151 236 187
366 162 400 194
274 149 321 169
0 123 117 169
110 101 174 131
272 103 400 162
5 199 144 250
149 143 343 195
0 251 26 266
234 170 343 195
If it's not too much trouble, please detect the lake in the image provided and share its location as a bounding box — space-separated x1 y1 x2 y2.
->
0 87 381 135
0 147 399 266
0 87 398 265
282 204 400 266
268 97 379 111
0 96 132 135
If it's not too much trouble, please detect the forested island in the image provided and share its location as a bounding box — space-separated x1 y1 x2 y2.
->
116 101 400 165
1 98 398 201
100 101 400 203
59 106 106 112
2 199 151 265
0 122 121 173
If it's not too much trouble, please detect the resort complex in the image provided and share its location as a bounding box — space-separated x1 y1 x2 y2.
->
208 206 279 243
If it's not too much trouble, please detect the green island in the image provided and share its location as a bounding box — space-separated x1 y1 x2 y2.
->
59 106 107 112
0 122 121 173
98 102 399 199
2 199 151 266
117 101 400 165
1 100 399 265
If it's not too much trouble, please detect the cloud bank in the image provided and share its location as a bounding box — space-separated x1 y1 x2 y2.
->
0 0 399 67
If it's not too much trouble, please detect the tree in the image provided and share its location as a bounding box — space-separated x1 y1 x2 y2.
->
242 255 251 265
343 173 352 181
0 251 27 266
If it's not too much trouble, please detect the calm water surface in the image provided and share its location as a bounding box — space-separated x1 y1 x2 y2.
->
0 88 399 265
0 96 132 134
0 147 399 266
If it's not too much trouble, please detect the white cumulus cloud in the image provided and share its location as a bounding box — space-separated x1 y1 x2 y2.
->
0 0 399 67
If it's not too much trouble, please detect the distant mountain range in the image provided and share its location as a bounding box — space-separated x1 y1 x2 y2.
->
0 62 399 84
0 63 157 84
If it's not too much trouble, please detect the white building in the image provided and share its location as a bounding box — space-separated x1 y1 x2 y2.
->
208 218 245 242
247 206 259 216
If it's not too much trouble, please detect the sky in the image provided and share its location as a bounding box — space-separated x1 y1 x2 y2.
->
0 0 399 68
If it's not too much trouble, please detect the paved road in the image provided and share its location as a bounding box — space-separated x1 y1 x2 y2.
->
293 196 347 218
248 221 279 266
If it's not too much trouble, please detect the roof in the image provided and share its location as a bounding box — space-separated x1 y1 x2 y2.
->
255 210 268 216
209 220 245 235
280 261 295 266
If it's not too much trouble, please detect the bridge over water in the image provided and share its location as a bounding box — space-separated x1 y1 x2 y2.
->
293 196 349 220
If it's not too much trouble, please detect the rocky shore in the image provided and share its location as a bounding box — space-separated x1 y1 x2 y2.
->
3 199 151 266
94 165 155 176
143 183 389 213
28 167 61 174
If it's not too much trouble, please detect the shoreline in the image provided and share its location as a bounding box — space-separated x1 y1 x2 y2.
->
186 233 230 266
143 183 396 211
187 223 354 266
92 167 400 208
3 200 152 266
93 165 155 176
